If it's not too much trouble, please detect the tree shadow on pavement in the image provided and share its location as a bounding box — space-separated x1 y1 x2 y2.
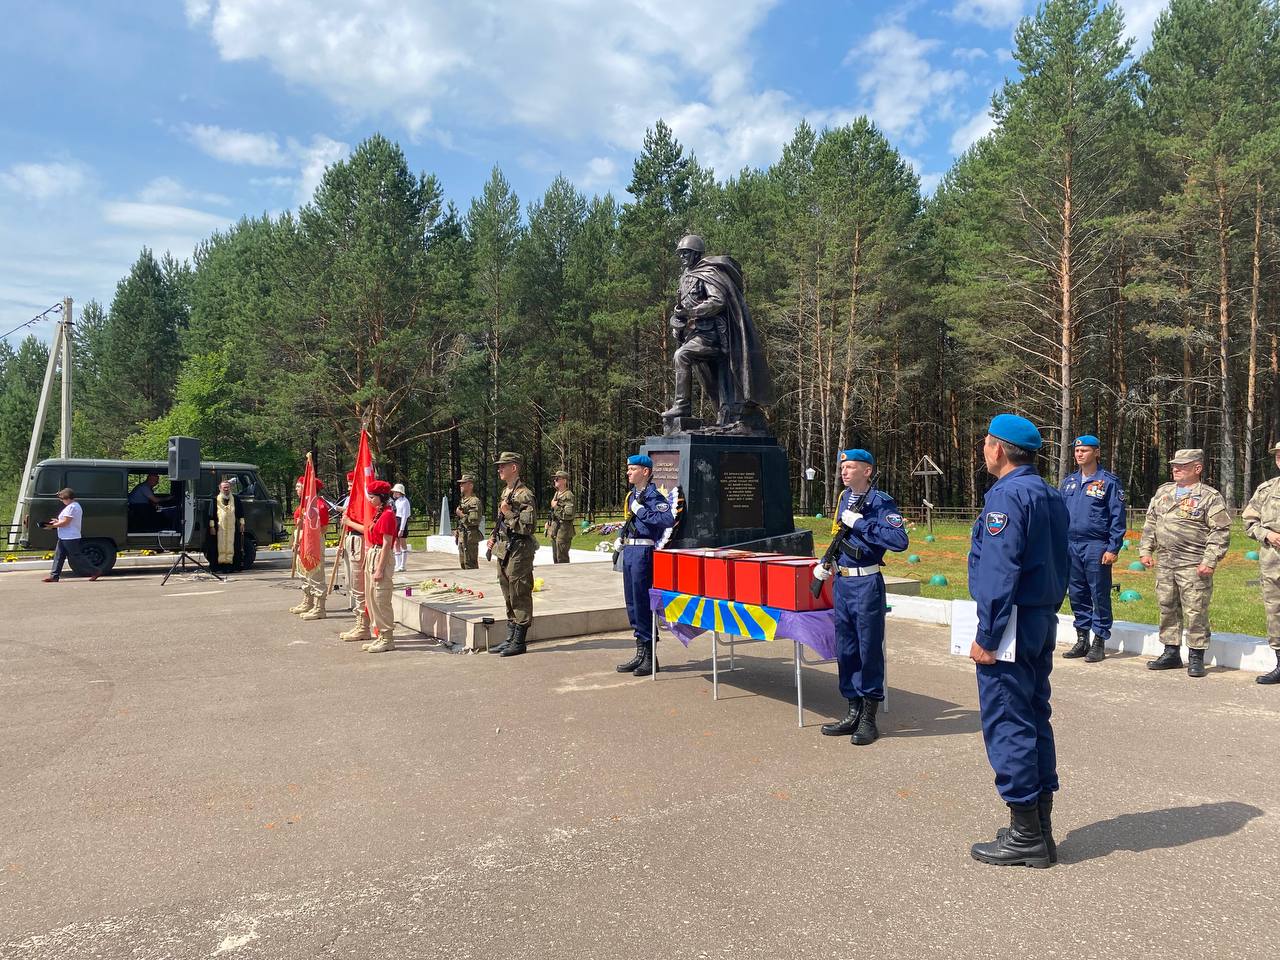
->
1061 802 1264 864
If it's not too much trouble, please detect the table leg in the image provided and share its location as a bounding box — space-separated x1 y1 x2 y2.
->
882 633 888 713
729 633 736 671
712 630 719 701
794 640 803 728
652 610 659 681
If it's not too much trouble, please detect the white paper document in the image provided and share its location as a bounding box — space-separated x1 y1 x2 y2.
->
950 602 1018 663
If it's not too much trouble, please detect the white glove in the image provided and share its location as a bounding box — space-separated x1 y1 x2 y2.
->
612 537 623 552
813 564 833 582
630 499 646 518
840 509 862 528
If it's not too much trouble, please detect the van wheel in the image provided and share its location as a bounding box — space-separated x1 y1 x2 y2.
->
81 539 117 575
241 534 258 570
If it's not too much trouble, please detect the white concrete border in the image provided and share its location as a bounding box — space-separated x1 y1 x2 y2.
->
423 535 612 565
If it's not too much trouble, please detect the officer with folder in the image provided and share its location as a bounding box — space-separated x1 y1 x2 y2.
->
967 414 1069 868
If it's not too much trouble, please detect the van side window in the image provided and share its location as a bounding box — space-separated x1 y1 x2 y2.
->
34 469 64 495
66 469 125 496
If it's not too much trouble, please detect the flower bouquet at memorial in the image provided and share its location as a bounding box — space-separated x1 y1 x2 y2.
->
417 577 484 600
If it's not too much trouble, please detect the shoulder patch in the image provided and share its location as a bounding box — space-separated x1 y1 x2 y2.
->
886 513 904 528
986 512 1008 536
1118 489 1126 502
655 502 669 512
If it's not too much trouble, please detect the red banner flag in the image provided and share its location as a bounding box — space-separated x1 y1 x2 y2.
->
298 453 324 571
345 429 374 528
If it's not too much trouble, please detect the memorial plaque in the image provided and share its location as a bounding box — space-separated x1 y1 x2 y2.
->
650 450 681 495
718 451 764 529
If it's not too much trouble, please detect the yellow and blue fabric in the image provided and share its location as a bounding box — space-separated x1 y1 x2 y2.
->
649 589 837 661
1059 466 1127 641
968 464 1069 807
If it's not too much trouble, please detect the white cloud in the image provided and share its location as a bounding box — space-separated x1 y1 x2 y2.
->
952 1 1025 28
137 176 230 207
101 202 233 234
1119 0 1168 49
0 161 90 201
296 135 350 204
949 104 997 155
184 1 821 174
182 123 289 166
953 47 989 61
580 157 619 193
903 155 944 196
846 26 968 147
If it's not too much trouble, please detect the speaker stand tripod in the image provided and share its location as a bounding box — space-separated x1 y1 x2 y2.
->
160 548 224 586
159 487 225 586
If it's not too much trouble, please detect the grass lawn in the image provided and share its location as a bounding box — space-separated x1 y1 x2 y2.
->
793 516 1267 638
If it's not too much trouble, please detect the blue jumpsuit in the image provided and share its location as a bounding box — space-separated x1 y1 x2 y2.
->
968 466 1069 806
832 488 909 703
1058 467 1127 640
621 483 677 646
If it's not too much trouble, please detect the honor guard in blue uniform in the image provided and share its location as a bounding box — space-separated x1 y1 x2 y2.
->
1058 434 1126 664
812 449 909 746
615 455 677 678
968 415 1069 869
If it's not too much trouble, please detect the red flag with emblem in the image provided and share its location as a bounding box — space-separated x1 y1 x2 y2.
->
298 453 324 571
345 429 373 527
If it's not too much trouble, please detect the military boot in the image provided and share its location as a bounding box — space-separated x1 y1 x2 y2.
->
300 595 327 620
1084 635 1107 663
489 622 515 655
1187 648 1207 678
289 594 314 615
632 639 658 677
340 611 371 642
996 792 1057 864
365 632 395 653
971 802 1051 868
1062 628 1090 659
1147 644 1183 670
821 698 863 737
500 623 528 658
616 640 645 673
851 699 879 746
1257 650 1280 685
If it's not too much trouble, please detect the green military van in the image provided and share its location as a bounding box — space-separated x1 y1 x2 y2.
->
17 458 287 574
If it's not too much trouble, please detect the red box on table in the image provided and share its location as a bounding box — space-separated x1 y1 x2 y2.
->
653 549 680 591
702 549 766 600
765 557 833 611
653 548 717 595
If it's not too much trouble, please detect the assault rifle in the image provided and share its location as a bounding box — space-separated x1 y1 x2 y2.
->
811 486 873 598
485 486 519 562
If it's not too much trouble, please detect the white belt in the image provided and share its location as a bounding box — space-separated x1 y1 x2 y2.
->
624 538 655 546
837 565 880 577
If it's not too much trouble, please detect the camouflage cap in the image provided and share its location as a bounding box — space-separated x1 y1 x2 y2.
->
493 451 523 466
457 473 476 484
1271 442 1280 454
1169 448 1204 465
552 469 569 480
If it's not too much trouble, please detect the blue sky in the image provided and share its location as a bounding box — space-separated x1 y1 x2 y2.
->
0 0 1168 336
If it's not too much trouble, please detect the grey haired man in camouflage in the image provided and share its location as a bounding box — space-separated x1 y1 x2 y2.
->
1139 449 1231 678
1241 441 1280 685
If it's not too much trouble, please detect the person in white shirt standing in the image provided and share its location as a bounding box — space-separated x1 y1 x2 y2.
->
43 487 101 582
391 483 411 572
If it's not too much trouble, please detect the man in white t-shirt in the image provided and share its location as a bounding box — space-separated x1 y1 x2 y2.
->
391 483 411 572
43 487 101 582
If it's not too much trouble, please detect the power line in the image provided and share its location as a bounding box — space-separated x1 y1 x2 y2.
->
0 302 64 343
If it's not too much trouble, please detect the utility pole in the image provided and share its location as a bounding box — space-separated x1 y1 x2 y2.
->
60 297 73 458
8 300 70 546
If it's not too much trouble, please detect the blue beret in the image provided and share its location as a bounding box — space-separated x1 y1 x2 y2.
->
628 454 653 469
988 414 1042 451
1073 434 1100 448
840 448 875 465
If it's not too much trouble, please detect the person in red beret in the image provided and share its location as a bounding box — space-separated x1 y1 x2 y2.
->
361 479 398 653
290 475 331 619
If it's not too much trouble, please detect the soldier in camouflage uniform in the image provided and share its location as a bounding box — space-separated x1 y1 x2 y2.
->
546 470 576 564
1138 449 1231 678
453 474 482 570
487 452 538 657
1240 441 1280 685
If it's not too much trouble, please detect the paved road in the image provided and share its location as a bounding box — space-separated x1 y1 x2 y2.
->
2 560 1277 959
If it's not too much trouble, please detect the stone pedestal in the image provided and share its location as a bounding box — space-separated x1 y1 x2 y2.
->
640 433 813 556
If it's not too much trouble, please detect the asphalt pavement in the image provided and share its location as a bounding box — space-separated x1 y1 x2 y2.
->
2 557 1277 959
